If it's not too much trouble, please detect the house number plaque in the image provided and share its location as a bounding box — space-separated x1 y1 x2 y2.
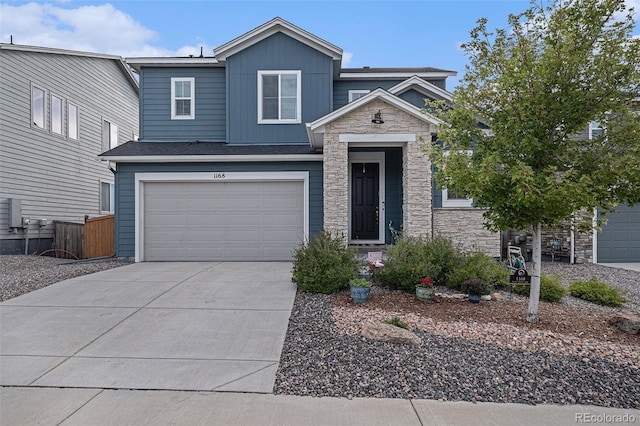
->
212 173 226 179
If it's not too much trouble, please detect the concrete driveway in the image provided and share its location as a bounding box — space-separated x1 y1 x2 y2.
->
0 262 296 393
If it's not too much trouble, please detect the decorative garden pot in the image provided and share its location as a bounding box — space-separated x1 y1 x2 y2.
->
468 294 481 304
350 286 371 303
415 286 435 302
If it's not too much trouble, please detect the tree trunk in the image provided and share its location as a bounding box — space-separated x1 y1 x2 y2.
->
527 223 542 323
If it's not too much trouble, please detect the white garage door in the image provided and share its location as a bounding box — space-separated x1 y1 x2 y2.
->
143 181 304 261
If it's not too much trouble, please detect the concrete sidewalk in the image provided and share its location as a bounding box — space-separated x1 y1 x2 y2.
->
1 387 638 425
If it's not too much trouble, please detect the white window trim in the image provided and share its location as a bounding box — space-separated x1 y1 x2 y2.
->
134 172 310 262
100 180 115 214
31 84 46 130
68 102 79 140
171 77 195 120
589 120 603 140
257 70 301 124
348 90 370 102
50 93 64 136
441 150 473 208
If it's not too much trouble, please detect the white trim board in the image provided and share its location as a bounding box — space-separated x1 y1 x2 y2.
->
134 171 310 262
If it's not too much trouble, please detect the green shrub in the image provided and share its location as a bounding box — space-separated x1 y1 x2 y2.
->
513 273 567 303
384 317 409 329
349 278 371 287
292 230 359 294
461 277 492 296
374 236 463 291
569 277 628 307
447 252 510 290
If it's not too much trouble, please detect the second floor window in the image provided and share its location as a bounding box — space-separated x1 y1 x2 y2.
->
348 90 370 102
171 77 195 120
258 70 301 124
32 86 45 129
68 103 78 140
51 94 63 135
102 119 118 151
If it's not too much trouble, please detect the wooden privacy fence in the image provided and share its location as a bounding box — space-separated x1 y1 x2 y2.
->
53 214 114 259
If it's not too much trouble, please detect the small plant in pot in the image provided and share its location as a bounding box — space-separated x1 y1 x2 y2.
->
350 278 372 303
461 278 491 303
415 276 435 302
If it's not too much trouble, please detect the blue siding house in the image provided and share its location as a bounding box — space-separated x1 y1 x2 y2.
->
102 17 501 261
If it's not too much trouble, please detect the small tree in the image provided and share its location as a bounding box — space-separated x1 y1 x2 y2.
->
429 0 640 322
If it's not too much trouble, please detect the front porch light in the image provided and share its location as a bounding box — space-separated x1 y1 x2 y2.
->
371 110 384 124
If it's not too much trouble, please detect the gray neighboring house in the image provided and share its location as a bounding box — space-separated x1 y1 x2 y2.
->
0 43 139 255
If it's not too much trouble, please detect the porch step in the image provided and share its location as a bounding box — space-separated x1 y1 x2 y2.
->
352 244 388 255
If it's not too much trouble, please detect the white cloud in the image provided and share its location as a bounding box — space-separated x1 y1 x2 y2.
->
0 2 188 57
341 51 353 67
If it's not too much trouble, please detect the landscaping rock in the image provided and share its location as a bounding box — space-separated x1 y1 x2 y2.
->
609 311 640 335
361 322 421 346
491 292 503 301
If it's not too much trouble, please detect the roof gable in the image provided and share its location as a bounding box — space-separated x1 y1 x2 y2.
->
214 17 342 61
306 88 442 149
388 76 452 103
0 43 139 93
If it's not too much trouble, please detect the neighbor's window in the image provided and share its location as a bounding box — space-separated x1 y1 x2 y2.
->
258 70 301 123
51 94 63 135
100 181 114 213
348 90 370 102
102 119 118 150
589 120 604 139
68 103 78 140
171 77 195 119
32 86 45 129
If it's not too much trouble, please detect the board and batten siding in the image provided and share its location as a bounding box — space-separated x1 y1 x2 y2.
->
114 162 324 258
0 48 138 252
140 67 226 142
227 32 334 145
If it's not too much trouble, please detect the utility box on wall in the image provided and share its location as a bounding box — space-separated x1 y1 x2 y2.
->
8 198 22 229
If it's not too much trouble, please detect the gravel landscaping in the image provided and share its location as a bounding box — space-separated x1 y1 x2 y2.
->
274 262 640 409
0 254 127 302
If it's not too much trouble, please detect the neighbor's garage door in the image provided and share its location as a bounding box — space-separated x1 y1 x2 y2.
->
143 181 304 261
598 205 640 262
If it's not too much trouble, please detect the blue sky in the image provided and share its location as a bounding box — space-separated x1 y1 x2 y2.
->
1 0 639 89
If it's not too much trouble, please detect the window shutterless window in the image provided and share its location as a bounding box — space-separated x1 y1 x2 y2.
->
102 120 118 150
32 86 45 129
441 151 474 208
51 94 63 135
100 181 114 213
258 71 301 124
68 103 78 140
348 90 370 102
589 121 604 139
171 77 195 119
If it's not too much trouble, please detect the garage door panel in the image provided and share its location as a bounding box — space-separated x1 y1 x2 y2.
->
263 214 301 227
187 215 225 226
224 214 262 226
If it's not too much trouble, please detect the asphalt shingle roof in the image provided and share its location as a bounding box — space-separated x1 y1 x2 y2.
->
100 141 319 157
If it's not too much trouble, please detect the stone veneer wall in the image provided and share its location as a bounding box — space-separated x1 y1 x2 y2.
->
322 99 433 239
433 208 501 257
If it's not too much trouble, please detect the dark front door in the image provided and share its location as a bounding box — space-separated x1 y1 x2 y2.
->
351 162 379 240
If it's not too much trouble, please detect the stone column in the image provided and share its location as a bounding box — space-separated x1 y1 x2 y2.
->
403 136 432 238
